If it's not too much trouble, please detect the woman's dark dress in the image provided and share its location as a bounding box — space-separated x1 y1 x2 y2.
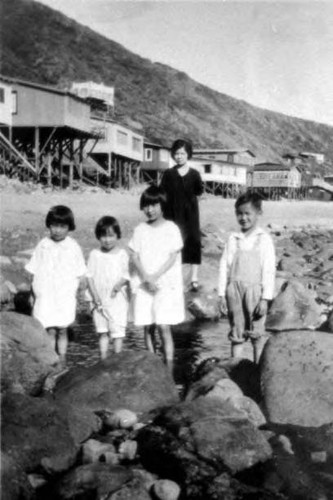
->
161 166 203 264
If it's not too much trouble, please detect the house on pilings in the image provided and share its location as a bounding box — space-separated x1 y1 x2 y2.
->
0 75 100 187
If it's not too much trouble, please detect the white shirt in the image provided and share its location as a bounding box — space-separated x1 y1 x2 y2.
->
218 227 276 300
128 220 183 290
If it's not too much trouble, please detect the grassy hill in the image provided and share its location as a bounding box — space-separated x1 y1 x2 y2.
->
2 0 333 164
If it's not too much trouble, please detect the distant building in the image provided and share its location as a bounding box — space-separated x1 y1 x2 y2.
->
299 151 325 164
193 149 255 167
190 157 247 186
140 140 171 183
0 79 13 126
251 162 301 189
71 81 115 109
87 116 144 187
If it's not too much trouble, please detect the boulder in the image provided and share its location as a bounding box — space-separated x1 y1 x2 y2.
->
1 392 79 474
53 464 133 500
260 330 333 426
187 288 220 320
53 351 179 419
138 397 272 478
265 280 323 331
0 452 34 500
0 312 59 395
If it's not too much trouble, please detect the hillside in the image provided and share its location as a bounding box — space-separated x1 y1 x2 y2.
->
2 0 333 164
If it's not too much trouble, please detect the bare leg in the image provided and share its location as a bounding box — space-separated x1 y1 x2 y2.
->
46 327 57 352
113 337 123 354
99 333 110 360
231 343 243 359
144 324 157 353
57 328 68 366
191 264 199 283
252 338 264 364
158 324 174 369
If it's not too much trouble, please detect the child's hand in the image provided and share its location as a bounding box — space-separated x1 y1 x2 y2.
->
218 296 228 317
254 299 268 318
111 285 120 298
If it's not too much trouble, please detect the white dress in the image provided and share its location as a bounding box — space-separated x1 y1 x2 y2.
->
25 236 87 329
128 220 185 326
86 247 130 337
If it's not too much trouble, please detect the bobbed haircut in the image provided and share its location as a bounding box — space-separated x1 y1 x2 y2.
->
140 184 167 211
45 205 75 231
235 190 263 212
95 216 121 240
171 138 193 160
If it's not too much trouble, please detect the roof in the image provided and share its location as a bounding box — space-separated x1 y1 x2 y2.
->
254 163 293 172
0 74 87 104
144 139 170 149
193 148 256 157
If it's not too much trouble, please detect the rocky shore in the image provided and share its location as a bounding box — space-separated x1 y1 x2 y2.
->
1 213 333 499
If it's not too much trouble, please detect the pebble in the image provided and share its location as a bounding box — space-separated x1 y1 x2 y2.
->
104 409 138 430
82 439 116 464
118 440 137 461
152 479 181 500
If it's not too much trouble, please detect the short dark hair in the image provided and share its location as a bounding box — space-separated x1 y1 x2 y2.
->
140 184 167 211
171 139 193 160
235 190 263 212
45 205 75 231
95 216 121 239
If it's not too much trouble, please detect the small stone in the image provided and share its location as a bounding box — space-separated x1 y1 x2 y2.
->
100 451 120 465
118 440 137 461
311 451 327 463
104 409 138 430
152 479 181 500
28 473 47 489
0 256 12 266
82 439 116 464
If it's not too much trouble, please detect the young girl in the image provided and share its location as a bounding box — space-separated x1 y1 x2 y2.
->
160 139 203 292
218 191 276 363
129 185 185 372
86 216 130 359
25 205 86 366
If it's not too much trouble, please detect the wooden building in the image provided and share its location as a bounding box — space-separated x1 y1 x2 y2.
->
140 140 171 184
0 81 12 126
190 148 254 197
0 75 98 186
193 148 255 167
87 116 144 188
249 162 303 199
189 157 247 197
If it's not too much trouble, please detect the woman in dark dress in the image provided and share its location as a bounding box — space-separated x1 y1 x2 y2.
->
160 139 203 291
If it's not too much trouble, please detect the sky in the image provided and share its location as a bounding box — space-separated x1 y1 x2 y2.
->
37 0 333 126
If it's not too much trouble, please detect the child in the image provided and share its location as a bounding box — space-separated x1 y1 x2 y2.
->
129 185 185 372
25 205 86 366
86 216 129 359
218 191 276 363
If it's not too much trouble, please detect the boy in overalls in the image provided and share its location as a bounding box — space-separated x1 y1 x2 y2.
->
218 192 276 363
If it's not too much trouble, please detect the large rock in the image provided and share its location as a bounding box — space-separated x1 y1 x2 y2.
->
52 464 133 500
265 280 323 331
0 452 34 500
138 397 272 479
260 330 333 426
0 312 59 395
53 350 179 418
1 392 79 474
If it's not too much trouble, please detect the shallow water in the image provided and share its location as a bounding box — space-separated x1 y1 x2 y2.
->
67 314 256 386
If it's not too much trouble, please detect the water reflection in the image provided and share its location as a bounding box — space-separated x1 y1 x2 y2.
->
68 315 255 386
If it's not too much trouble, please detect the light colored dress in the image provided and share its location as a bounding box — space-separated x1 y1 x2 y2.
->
25 236 87 329
129 220 185 326
87 247 130 338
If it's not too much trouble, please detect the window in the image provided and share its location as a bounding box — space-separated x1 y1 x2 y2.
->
204 164 211 174
145 148 153 161
227 153 234 163
132 136 141 152
116 130 128 146
12 91 18 114
0 87 4 103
